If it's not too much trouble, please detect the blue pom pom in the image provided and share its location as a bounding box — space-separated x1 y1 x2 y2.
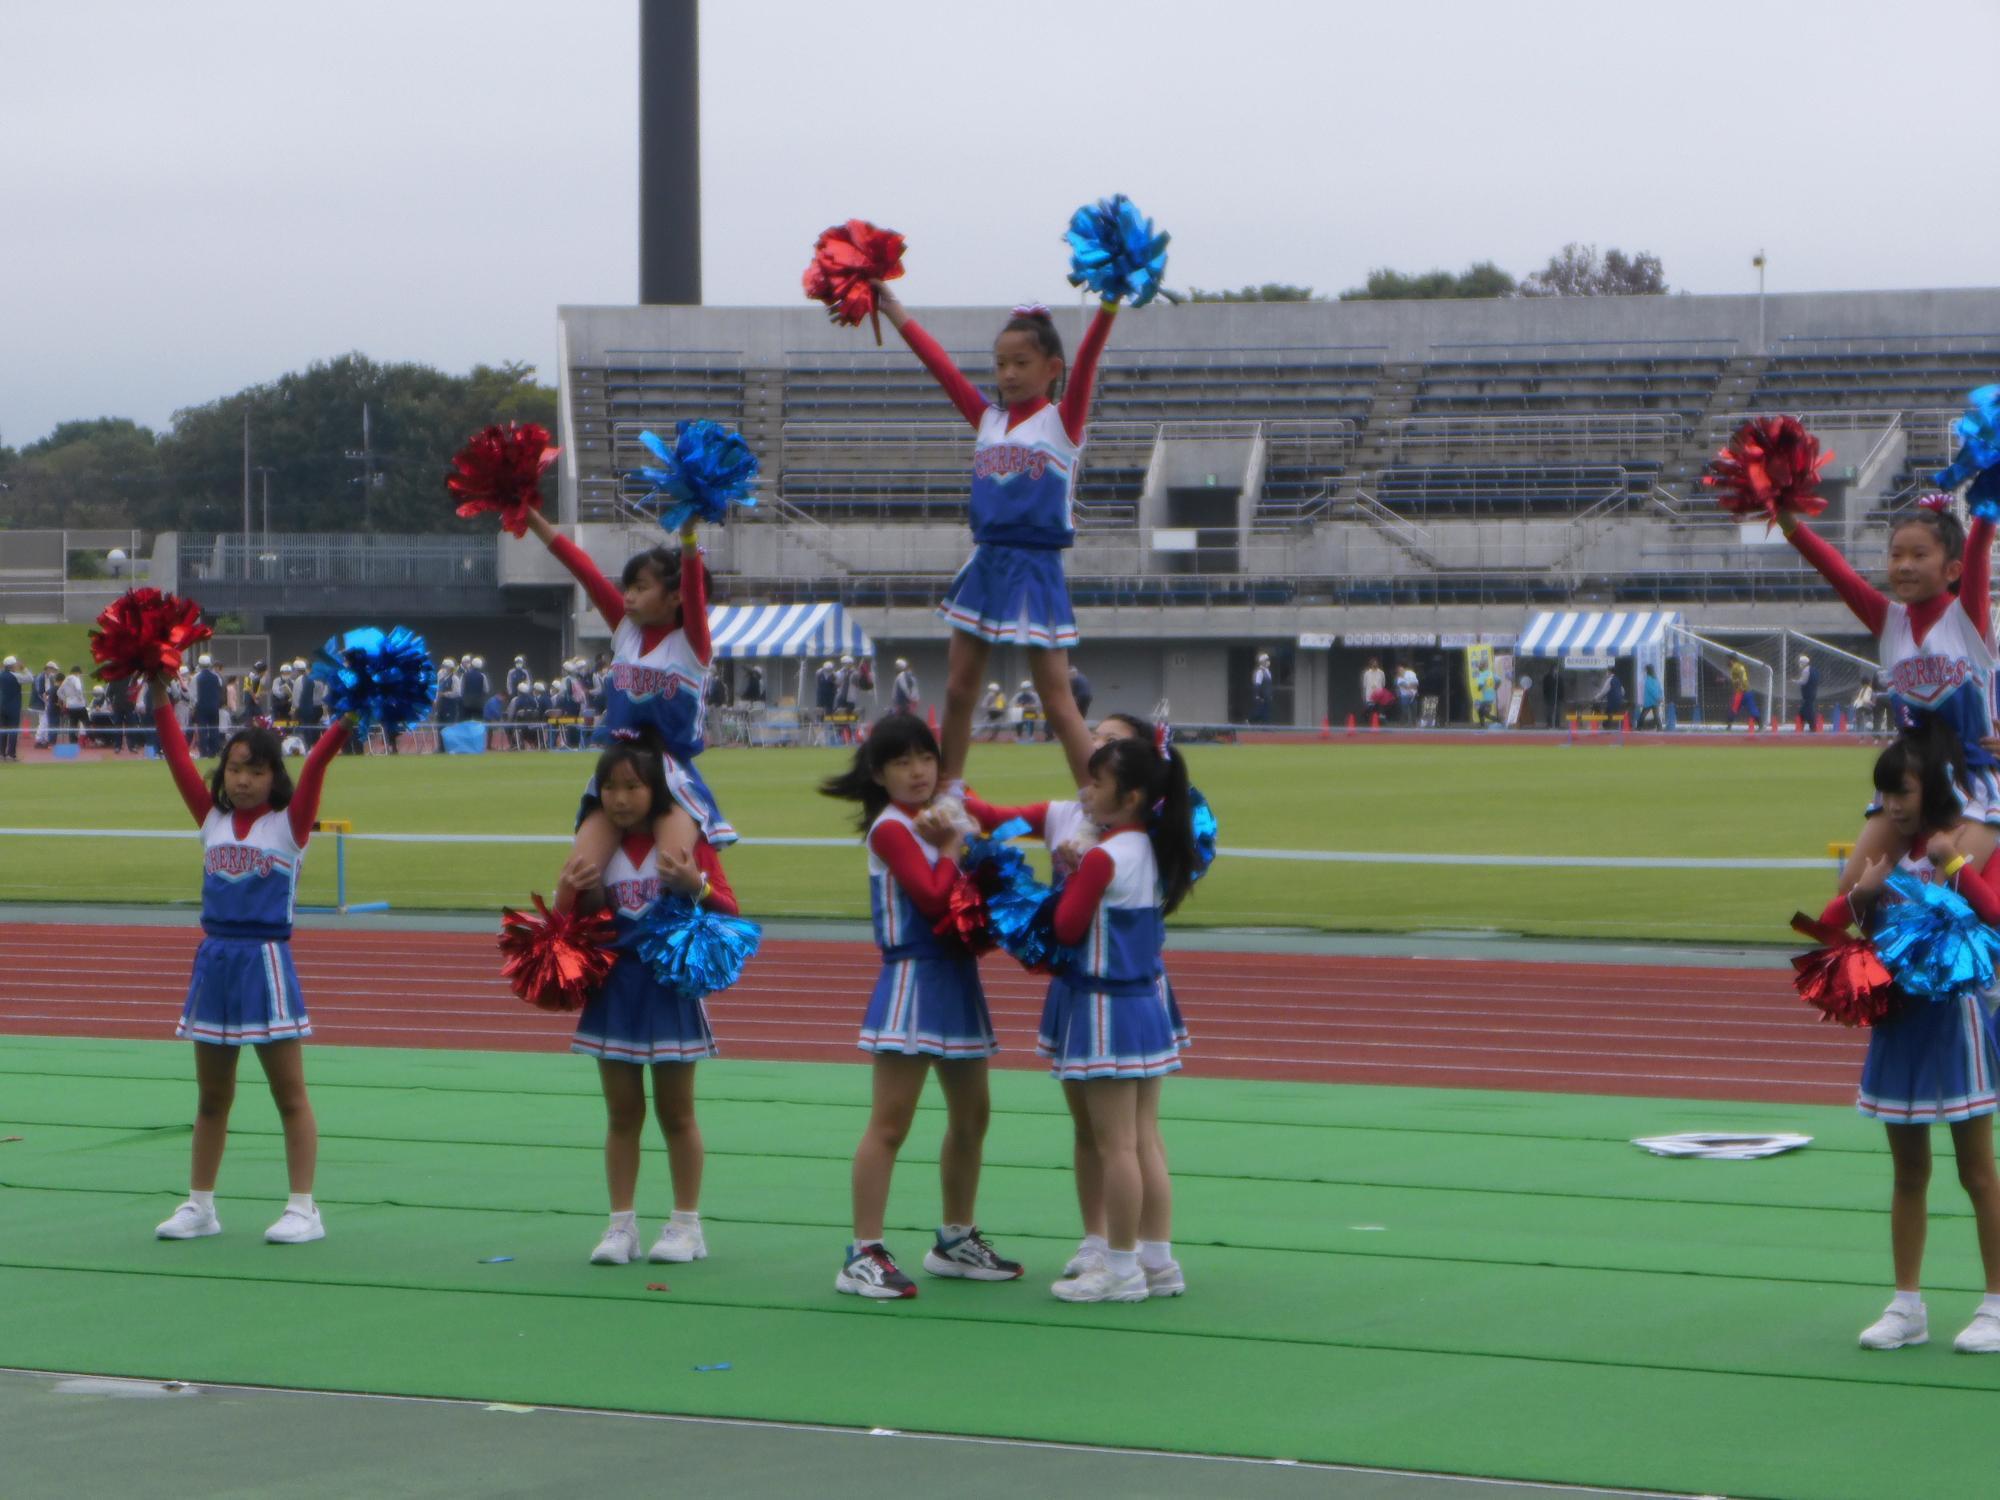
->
1933 385 2000 495
635 894 762 997
962 830 1069 967
1064 194 1170 309
1871 869 2000 1001
309 626 437 734
1189 786 1219 885
627 420 761 532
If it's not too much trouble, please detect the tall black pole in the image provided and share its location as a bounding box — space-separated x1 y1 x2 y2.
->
639 0 700 304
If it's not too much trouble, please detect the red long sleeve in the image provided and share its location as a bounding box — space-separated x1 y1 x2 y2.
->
868 820 961 920
680 545 710 664
1058 305 1115 444
1950 854 2000 925
1053 845 1117 947
1787 522 1888 636
1961 516 1994 644
896 318 989 429
152 700 213 825
287 721 351 845
962 794 1049 838
548 534 626 629
694 840 738 917
1817 892 1859 932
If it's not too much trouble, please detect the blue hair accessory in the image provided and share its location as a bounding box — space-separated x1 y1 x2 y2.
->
310 626 437 735
628 420 761 531
1188 786 1219 884
635 893 762 998
1870 868 2000 1000
1934 385 2000 518
1064 194 1170 309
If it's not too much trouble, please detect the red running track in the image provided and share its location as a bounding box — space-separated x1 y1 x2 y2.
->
0 923 1859 1104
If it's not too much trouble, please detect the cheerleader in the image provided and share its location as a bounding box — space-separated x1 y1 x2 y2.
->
1037 729 1198 1304
960 712 1193 1291
1784 495 1997 874
873 283 1112 796
1824 720 2000 1352
558 740 735 1267
818 714 1022 1299
519 507 731 878
146 675 353 1245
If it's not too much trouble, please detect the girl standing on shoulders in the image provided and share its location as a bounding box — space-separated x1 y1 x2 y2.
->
558 740 737 1268
818 714 1022 1300
874 283 1114 802
147 675 353 1246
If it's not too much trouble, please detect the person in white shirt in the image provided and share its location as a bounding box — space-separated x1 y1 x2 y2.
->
1395 663 1420 725
1360 657 1387 721
58 665 88 744
1250 654 1274 724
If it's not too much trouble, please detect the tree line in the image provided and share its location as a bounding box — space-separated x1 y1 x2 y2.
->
1190 242 1668 304
0 355 556 534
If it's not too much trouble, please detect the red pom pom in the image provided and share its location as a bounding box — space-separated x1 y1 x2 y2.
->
89 588 213 682
447 422 559 538
498 894 616 1011
1789 913 1901 1027
803 219 906 344
933 872 998 955
1702 416 1833 527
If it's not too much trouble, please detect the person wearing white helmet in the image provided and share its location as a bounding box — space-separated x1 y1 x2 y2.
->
33 661 62 748
980 681 1007 740
1012 678 1042 742
507 655 531 699
434 658 460 726
461 657 490 723
891 658 919 716
0 654 23 761
1796 651 1818 733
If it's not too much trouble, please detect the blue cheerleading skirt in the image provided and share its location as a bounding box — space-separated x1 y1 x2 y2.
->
1037 972 1181 1081
570 958 718 1065
576 748 736 847
936 544 1079 650
177 936 310 1046
858 953 996 1058
1857 992 2000 1124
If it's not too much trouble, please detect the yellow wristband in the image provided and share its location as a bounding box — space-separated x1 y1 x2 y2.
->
1943 854 1971 879
695 875 711 907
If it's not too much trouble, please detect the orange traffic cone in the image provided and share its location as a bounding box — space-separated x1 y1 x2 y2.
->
1319 714 1332 742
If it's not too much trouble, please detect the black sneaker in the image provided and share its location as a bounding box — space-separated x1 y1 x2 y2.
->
835 1243 918 1299
922 1227 1024 1282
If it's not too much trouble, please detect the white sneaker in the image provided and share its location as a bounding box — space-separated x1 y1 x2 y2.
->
1859 1302 1928 1349
1143 1258 1186 1297
1051 1264 1149 1304
1063 1245 1107 1278
264 1206 325 1245
590 1223 640 1265
155 1201 221 1240
1954 1309 2000 1353
648 1220 707 1263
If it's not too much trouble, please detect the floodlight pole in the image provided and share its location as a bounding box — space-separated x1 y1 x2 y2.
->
639 0 701 305
1753 250 1767 354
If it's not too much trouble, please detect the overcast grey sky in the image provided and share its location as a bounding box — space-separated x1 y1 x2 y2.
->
5 0 1993 446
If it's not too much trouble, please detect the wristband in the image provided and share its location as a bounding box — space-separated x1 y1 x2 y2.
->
1943 854 1971 879
695 874 711 907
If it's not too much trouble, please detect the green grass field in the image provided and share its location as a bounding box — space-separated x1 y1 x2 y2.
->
0 622 93 674
0 740 1878 943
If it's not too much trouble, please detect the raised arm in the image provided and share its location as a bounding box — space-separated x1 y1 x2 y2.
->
525 509 625 628
877 286 988 429
1961 515 1993 642
1051 845 1116 947
679 528 711 665
1782 517 1888 635
1059 303 1117 444
868 820 961 920
288 718 354 845
151 690 213 825
962 793 1049 838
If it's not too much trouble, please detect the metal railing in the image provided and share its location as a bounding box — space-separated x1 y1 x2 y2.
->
1389 413 1676 462
1772 332 2000 357
1700 409 1906 446
1427 337 1740 362
180 533 498 588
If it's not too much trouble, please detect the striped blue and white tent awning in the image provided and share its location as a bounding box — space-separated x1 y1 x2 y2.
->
1518 610 1682 657
705 603 876 660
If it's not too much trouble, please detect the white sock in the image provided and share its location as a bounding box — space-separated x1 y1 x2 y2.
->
1139 1239 1173 1270
609 1209 637 1233
939 1222 972 1243
189 1190 215 1213
1892 1289 1924 1313
1107 1248 1139 1277
850 1238 882 1258
1981 1293 2000 1317
286 1193 315 1215
1078 1233 1108 1255
670 1209 700 1227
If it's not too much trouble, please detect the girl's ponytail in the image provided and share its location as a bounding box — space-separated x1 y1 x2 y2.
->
1089 731 1198 914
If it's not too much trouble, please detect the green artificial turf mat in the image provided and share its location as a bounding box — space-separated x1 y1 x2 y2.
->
6 1039 2000 1500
